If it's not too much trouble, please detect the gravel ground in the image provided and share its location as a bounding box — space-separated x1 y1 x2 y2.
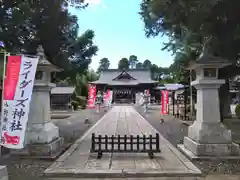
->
0 107 108 180
135 105 240 175
135 105 188 146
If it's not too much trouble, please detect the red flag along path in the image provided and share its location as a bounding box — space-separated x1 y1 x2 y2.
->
161 90 169 115
87 84 96 108
4 56 22 100
1 56 39 149
103 89 112 106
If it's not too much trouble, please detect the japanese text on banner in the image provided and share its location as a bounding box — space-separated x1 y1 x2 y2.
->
1 56 39 149
161 90 169 115
88 84 96 108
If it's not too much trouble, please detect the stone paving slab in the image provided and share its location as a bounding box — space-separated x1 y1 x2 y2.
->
44 106 202 179
44 176 240 180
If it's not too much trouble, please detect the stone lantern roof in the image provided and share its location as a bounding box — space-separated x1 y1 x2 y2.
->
187 47 231 70
37 45 62 72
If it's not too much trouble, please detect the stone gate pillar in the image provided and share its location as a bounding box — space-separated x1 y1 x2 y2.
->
178 51 240 159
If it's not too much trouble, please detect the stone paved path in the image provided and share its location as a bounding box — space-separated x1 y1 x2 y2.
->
44 106 201 179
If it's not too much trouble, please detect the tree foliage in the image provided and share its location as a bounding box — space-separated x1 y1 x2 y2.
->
116 56 171 82
142 59 152 69
97 57 110 73
140 0 240 74
0 0 99 101
129 55 138 69
136 62 143 69
118 58 129 70
139 0 240 82
140 0 240 119
0 0 97 72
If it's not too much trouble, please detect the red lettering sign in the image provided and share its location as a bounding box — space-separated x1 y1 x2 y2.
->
161 90 169 114
2 132 20 145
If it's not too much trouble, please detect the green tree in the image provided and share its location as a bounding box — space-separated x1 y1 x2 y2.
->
97 57 110 73
118 58 129 70
87 69 98 82
150 64 160 80
136 62 143 69
150 64 172 81
0 0 97 71
142 59 152 69
128 55 138 69
53 30 98 83
140 0 240 119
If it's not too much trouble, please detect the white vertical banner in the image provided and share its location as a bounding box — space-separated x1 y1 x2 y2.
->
107 90 113 107
1 56 39 149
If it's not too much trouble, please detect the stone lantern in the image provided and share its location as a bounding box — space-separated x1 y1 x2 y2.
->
178 49 240 158
12 46 64 158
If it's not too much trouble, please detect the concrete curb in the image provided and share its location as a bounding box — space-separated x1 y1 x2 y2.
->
44 168 202 178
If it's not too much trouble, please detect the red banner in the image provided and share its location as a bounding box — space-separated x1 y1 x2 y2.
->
88 84 96 108
146 89 150 94
103 89 111 105
3 56 22 100
161 90 169 114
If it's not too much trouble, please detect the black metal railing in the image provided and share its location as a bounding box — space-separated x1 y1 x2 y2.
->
90 133 161 159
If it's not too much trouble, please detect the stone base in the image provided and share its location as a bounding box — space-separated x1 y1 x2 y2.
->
177 137 240 160
26 122 59 144
11 137 65 159
178 144 240 160
0 166 8 180
188 121 232 144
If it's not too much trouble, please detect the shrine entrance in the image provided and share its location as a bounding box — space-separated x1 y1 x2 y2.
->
91 69 158 104
113 88 135 104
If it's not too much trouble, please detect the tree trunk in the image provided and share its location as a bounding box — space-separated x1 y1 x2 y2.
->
219 79 231 122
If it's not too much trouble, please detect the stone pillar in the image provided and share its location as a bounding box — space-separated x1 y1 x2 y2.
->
11 46 64 158
183 79 239 157
25 83 64 151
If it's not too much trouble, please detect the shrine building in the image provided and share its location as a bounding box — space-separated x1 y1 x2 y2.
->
91 69 158 103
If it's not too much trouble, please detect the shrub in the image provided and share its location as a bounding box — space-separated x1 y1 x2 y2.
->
235 104 240 117
76 96 87 109
71 100 79 110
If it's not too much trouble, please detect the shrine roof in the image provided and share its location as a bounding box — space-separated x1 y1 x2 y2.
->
91 69 157 85
51 87 75 95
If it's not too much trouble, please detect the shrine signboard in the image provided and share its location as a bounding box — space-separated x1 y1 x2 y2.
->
1 55 39 149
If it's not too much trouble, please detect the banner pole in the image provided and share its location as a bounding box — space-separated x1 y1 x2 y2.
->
0 51 9 156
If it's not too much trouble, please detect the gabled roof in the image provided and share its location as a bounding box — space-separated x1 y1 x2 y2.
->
112 70 136 81
91 69 157 85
